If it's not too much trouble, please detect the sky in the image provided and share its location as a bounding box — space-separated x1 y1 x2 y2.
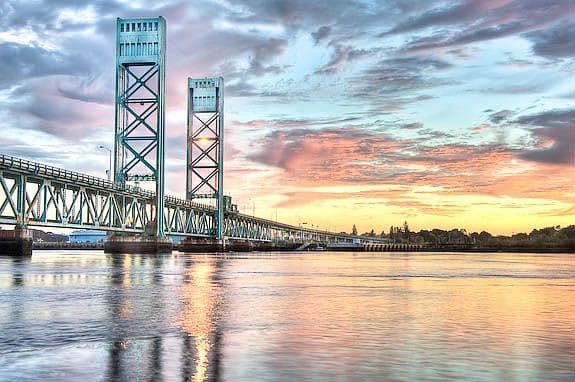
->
0 0 574 235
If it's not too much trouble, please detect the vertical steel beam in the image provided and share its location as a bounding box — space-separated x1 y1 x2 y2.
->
16 174 25 227
114 17 166 237
187 77 224 241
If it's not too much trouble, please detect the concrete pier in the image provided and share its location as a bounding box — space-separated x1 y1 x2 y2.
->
104 234 173 254
180 238 224 253
178 239 300 253
0 227 33 256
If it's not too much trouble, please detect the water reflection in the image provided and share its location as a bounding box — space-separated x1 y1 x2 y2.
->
10 257 30 287
0 251 574 381
221 252 575 381
180 256 224 382
105 253 172 381
104 253 225 381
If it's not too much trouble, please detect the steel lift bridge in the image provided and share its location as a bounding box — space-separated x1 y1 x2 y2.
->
0 16 387 254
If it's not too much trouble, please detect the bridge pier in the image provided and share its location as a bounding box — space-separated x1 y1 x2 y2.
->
0 226 33 256
180 238 224 253
104 234 172 254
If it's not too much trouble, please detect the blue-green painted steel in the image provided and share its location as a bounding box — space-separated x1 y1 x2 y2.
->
187 77 224 242
114 17 166 237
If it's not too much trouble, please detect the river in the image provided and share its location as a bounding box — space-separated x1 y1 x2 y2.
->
0 251 574 381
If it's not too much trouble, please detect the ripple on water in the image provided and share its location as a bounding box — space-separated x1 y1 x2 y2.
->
0 251 573 381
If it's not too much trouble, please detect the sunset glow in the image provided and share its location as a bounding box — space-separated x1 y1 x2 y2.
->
1 0 574 234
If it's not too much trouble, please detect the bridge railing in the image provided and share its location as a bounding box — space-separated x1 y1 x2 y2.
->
0 153 212 209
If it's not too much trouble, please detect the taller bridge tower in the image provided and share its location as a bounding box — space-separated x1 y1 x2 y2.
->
114 17 166 237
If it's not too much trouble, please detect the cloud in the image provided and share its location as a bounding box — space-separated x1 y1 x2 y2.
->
351 56 452 100
225 81 260 97
516 109 575 164
248 127 406 182
57 74 113 104
3 78 112 139
225 0 379 29
247 38 289 76
315 44 353 74
381 1 484 36
233 116 363 130
396 0 575 52
516 109 575 129
247 124 521 192
311 25 331 44
0 43 89 88
245 123 575 210
401 122 424 130
405 21 526 52
315 43 382 74
526 20 575 59
488 109 512 124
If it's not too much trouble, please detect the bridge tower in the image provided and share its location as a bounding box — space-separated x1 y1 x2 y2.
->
114 17 166 237
186 77 224 242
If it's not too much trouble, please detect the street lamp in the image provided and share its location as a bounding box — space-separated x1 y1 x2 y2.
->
98 145 112 181
247 198 255 216
300 222 307 241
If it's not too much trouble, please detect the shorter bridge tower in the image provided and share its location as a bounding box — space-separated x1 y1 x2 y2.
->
186 77 224 242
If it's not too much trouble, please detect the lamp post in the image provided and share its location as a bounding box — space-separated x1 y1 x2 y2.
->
98 145 112 181
300 222 307 242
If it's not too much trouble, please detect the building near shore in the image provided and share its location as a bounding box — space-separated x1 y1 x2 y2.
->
69 230 107 243
69 230 186 244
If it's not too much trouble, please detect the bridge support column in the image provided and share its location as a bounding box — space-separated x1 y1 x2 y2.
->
0 226 32 256
104 234 172 254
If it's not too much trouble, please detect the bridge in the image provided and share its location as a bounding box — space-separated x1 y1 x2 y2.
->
0 152 386 254
0 16 387 255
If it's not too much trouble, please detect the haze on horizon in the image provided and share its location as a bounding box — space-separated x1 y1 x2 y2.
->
0 0 574 235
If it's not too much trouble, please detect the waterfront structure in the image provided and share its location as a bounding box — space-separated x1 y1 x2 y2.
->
0 152 388 254
69 230 107 243
114 17 166 238
187 77 224 242
0 15 388 255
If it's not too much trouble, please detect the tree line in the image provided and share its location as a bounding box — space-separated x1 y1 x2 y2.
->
350 222 575 250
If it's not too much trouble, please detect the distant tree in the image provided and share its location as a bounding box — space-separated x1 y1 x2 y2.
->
352 224 358 236
369 229 375 237
560 225 575 239
477 231 492 244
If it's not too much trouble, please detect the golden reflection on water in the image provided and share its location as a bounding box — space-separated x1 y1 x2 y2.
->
180 258 218 382
122 254 132 287
223 253 575 380
0 251 573 381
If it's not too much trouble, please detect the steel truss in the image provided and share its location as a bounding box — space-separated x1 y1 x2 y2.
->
0 154 215 237
0 154 388 244
115 17 166 237
187 77 224 241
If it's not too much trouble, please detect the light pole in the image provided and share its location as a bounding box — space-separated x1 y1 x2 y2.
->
300 222 307 242
247 198 255 216
98 145 112 181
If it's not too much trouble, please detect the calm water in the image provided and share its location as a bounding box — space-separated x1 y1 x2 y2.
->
0 251 574 381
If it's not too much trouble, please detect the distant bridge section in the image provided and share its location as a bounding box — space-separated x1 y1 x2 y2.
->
0 154 386 246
